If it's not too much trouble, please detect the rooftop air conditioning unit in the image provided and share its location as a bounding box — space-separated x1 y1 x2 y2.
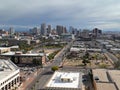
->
0 67 4 71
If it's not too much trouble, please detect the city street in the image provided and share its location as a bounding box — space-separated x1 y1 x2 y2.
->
105 52 118 62
26 40 74 90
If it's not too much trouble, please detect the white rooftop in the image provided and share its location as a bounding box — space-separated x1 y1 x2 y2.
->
0 59 19 83
0 46 19 50
111 48 120 51
0 47 9 50
70 47 101 52
1 51 44 56
46 71 82 89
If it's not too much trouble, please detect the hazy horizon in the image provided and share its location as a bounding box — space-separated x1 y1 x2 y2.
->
0 24 120 32
0 0 120 31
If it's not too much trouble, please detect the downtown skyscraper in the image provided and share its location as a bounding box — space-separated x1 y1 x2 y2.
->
41 23 47 36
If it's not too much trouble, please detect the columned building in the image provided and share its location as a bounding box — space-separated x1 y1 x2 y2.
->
0 59 20 90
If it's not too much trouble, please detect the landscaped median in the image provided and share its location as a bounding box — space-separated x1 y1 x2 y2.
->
47 50 60 60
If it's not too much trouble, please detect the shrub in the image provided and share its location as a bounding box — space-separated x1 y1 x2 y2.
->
32 58 42 66
48 50 60 60
99 64 107 68
51 66 59 72
114 60 120 69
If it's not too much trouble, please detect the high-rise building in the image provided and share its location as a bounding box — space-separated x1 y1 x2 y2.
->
56 25 63 35
79 29 82 37
63 27 67 33
29 27 40 35
56 25 67 35
41 23 47 36
47 25 51 35
93 28 102 38
8 27 15 35
69 26 74 34
81 29 91 38
69 26 78 35
51 28 57 35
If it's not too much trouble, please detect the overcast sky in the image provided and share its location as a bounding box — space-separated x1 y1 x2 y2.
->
0 0 120 31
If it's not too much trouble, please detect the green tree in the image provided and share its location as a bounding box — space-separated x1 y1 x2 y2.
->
51 66 59 72
99 64 108 68
47 50 60 60
114 60 120 69
82 55 90 66
93 54 98 62
85 52 90 59
18 42 33 53
32 58 42 66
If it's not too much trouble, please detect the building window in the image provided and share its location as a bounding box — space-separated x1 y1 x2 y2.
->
5 85 7 90
8 83 11 89
12 81 14 86
1 87 4 90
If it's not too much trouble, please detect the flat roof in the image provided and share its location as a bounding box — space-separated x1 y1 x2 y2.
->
0 51 44 57
0 46 19 49
108 70 120 90
96 83 117 90
93 69 109 82
0 59 19 83
70 47 101 52
46 71 82 89
0 47 9 50
111 48 120 51
93 69 120 90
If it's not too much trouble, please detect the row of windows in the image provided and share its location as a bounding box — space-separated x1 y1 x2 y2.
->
0 72 19 86
1 79 18 90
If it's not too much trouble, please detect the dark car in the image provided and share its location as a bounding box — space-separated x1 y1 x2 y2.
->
82 75 88 82
94 76 99 81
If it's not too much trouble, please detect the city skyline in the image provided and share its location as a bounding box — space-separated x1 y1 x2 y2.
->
0 0 120 31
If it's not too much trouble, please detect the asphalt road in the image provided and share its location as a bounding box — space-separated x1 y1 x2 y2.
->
98 41 119 63
26 40 74 90
106 52 118 62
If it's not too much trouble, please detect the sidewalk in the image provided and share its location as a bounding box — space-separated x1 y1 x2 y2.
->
17 69 42 90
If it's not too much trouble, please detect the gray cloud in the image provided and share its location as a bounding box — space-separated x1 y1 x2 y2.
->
0 0 120 30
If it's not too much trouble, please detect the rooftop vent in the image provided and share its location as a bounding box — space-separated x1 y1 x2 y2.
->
0 67 4 71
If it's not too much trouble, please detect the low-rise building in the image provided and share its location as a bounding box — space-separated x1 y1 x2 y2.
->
96 82 116 90
92 69 120 90
108 70 120 90
0 51 46 65
46 71 83 89
0 47 10 54
70 47 101 52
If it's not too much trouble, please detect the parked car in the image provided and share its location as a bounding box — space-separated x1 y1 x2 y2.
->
94 76 99 81
82 75 88 82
